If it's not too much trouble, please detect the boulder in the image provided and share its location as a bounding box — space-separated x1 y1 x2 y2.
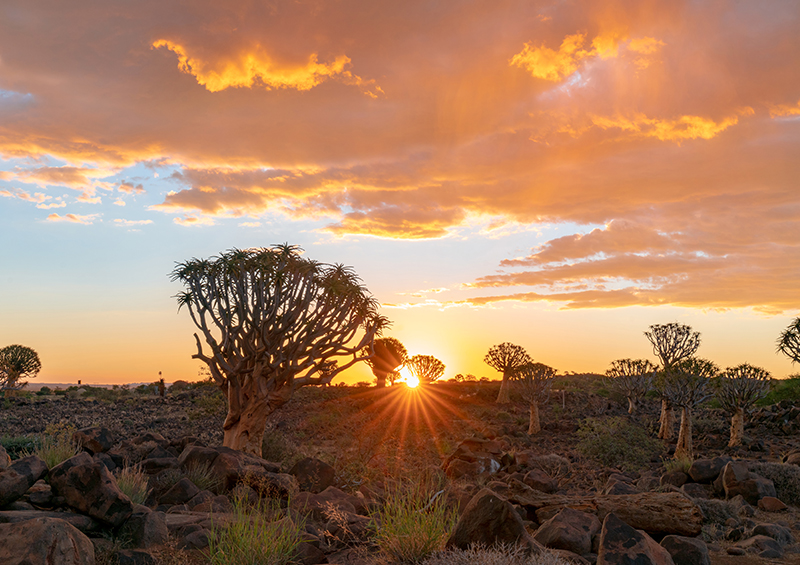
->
0 516 95 565
177 445 283 493
680 483 710 499
48 452 133 527
442 438 504 477
735 535 783 558
0 455 49 507
687 456 730 484
445 488 544 553
603 480 638 496
117 505 169 548
139 457 179 475
159 477 200 506
659 471 688 488
292 487 359 522
597 513 674 565
0 445 10 469
533 507 601 556
445 459 484 480
752 523 793 546
721 461 776 505
117 548 157 565
0 510 102 534
660 535 710 565
73 427 115 455
523 469 557 494
289 457 335 494
757 497 788 512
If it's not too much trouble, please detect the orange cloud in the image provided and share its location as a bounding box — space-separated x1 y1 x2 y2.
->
590 109 753 142
173 215 215 227
0 188 49 204
510 33 591 81
45 213 99 225
118 182 145 194
152 40 381 96
769 100 800 118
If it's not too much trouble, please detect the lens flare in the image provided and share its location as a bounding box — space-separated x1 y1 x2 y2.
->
399 366 419 388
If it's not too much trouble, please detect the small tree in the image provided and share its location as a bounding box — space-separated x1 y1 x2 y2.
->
362 337 408 388
405 355 445 384
0 345 42 391
644 323 701 440
714 363 770 447
515 362 556 435
604 359 656 415
484 342 532 403
172 245 388 456
777 317 800 364
660 358 718 460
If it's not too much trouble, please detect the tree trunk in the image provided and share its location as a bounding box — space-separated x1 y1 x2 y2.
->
221 375 289 457
374 369 388 388
658 398 675 440
528 402 541 435
674 406 693 461
496 370 512 403
627 397 636 414
729 407 745 447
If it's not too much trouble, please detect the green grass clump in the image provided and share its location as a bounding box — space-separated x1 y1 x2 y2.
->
184 460 223 493
371 481 457 564
1 435 39 460
576 416 663 472
27 423 80 468
663 454 693 474
747 461 800 505
757 375 800 406
207 494 303 565
115 466 151 504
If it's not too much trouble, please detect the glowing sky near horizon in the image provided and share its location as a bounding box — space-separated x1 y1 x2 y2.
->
1 0 799 385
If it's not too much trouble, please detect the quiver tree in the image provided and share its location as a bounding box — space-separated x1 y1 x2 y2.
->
0 345 41 391
515 362 556 435
362 337 407 388
172 245 388 456
604 359 656 415
405 354 445 384
660 358 718 460
644 323 701 440
484 342 532 403
777 317 800 364
714 363 770 447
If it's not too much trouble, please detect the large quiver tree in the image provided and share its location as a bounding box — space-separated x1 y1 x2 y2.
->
0 345 41 391
405 354 445 384
777 317 800 364
515 362 556 435
660 358 718 461
644 323 701 440
605 359 656 415
484 342 532 404
363 337 407 388
714 363 770 447
172 245 388 456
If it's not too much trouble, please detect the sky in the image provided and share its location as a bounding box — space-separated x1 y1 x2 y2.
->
1 0 799 385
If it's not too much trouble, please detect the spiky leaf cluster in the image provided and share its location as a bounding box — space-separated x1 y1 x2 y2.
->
0 344 41 390
406 354 445 384
714 363 771 414
171 244 388 390
605 358 656 401
515 362 556 403
660 357 719 408
777 317 800 364
644 323 700 369
362 337 408 373
484 342 532 378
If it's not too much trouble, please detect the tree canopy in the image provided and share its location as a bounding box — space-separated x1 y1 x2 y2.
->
644 323 701 369
406 354 445 384
0 345 41 390
362 337 408 387
777 317 800 364
172 244 388 455
485 342 532 403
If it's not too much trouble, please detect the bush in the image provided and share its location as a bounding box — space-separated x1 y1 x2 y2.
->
757 374 800 406
0 435 38 459
576 417 664 472
36 386 51 396
371 480 457 564
115 466 151 505
692 498 738 525
207 494 304 565
747 462 800 505
26 423 79 468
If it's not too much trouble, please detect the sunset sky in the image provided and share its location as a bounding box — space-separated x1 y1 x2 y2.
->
1 0 798 385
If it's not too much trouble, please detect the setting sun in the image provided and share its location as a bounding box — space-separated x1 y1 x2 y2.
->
405 375 420 388
398 367 419 388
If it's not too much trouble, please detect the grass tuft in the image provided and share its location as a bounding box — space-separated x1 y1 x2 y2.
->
25 423 80 468
663 454 693 474
115 466 151 505
184 460 223 493
422 544 572 565
576 416 663 472
371 480 457 564
207 493 304 565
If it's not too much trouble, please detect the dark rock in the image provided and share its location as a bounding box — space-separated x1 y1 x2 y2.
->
193 494 234 513
659 471 688 488
752 523 793 546
0 510 102 534
523 469 558 494
0 516 95 564
178 528 210 550
603 480 638 496
0 455 48 507
444 459 483 480
48 452 133 527
597 512 674 565
660 535 710 565
0 446 10 469
117 548 158 565
758 497 788 512
187 490 215 510
159 477 200 506
118 504 169 548
688 456 730 483
139 457 179 475
292 487 359 522
680 483 710 499
295 540 329 564
289 457 335 494
736 535 783 558
721 462 776 505
93 453 116 472
73 427 115 454
533 507 601 556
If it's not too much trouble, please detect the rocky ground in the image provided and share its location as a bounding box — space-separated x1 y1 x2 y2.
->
1 377 800 564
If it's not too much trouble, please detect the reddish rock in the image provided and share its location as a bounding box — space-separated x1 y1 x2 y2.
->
0 516 95 565
757 496 788 512
533 507 601 556
687 456 730 484
523 469 557 494
117 504 169 549
660 535 710 565
73 427 115 455
597 512 674 565
292 487 359 521
48 452 133 527
159 477 200 506
0 455 48 507
289 457 335 494
659 471 688 488
721 462 776 505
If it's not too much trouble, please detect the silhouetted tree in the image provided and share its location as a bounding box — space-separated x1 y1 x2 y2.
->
0 344 41 391
714 363 770 447
406 354 445 384
644 323 701 440
661 358 718 460
484 342 532 404
172 245 388 456
362 337 407 388
515 362 556 435
777 317 800 364
605 358 656 415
